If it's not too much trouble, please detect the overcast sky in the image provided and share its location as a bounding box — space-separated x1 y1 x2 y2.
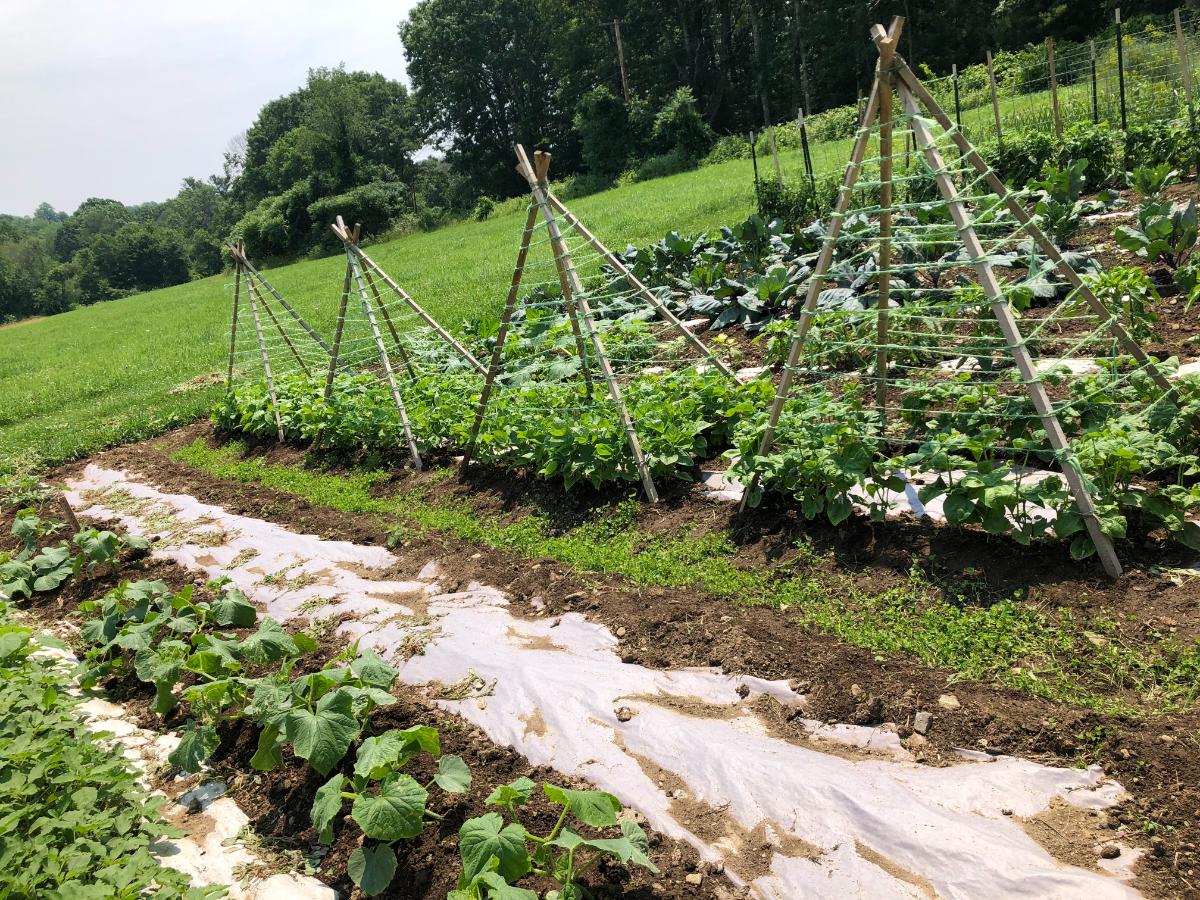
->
0 0 420 216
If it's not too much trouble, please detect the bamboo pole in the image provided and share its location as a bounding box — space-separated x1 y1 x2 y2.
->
737 32 891 514
228 246 332 356
226 253 242 388
875 36 896 424
344 241 423 470
362 263 418 381
332 224 486 376
518 145 659 502
246 272 285 442
545 193 736 378
986 50 1003 147
461 204 541 474
1048 37 1062 140
893 61 1174 394
899 80 1121 579
246 275 310 377
324 259 354 401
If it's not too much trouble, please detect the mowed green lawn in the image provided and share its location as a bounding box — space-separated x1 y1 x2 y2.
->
0 155 778 472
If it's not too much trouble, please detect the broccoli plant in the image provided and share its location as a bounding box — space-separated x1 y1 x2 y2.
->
452 778 658 900
1115 197 1198 271
311 725 472 895
1126 164 1179 198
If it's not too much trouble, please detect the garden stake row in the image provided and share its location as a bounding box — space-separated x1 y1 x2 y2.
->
739 16 1173 579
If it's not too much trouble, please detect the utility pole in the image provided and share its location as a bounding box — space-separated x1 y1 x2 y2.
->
612 19 631 102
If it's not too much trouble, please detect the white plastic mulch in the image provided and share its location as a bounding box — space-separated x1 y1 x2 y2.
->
67 465 1145 899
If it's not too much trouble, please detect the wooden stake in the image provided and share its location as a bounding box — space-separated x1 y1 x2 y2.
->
59 493 80 533
986 50 1003 146
324 258 354 401
613 18 630 102
893 61 1174 394
1048 37 1062 140
1174 8 1200 178
899 80 1121 579
874 23 898 424
344 246 423 470
737 27 892 513
226 253 242 388
517 144 659 502
545 193 736 378
246 271 285 442
228 245 332 356
246 275 311 376
461 204 541 474
362 263 418 381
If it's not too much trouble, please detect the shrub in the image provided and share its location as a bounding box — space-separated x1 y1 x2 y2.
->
805 103 860 142
651 87 715 160
1057 123 1118 190
620 149 695 184
231 182 314 259
472 196 496 221
703 134 751 166
575 86 630 180
757 176 839 225
978 131 1056 188
306 181 412 242
1125 123 1193 173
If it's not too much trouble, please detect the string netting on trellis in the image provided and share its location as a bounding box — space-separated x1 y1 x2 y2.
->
464 196 756 494
221 254 333 441
732 94 1195 560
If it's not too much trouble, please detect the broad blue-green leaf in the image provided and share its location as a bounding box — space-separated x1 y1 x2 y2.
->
283 688 359 775
351 773 427 840
458 813 530 883
347 844 397 896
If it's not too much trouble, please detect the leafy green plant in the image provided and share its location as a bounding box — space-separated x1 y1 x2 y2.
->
311 725 471 895
1076 266 1160 341
1127 164 1179 198
0 603 223 899
246 646 399 776
452 778 658 900
1029 160 1112 247
1115 197 1198 271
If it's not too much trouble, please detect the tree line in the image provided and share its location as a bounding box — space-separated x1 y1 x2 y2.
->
0 0 1178 324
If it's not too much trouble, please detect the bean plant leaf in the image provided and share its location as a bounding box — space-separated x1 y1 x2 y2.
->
348 844 398 897
459 812 531 883
433 754 472 793
351 773 428 840
169 723 219 773
311 773 345 844
542 784 621 827
283 688 360 775
211 588 257 628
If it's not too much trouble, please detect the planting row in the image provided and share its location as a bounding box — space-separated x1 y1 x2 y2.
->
0 505 663 898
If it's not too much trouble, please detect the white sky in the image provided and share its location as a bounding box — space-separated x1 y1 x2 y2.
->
0 0 420 216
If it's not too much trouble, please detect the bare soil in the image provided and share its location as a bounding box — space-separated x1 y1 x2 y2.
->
44 425 1200 897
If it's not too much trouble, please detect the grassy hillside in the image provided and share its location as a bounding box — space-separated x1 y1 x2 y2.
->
0 153 783 472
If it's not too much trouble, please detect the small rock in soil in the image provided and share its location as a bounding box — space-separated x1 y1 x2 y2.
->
938 693 961 710
1100 845 1121 859
1158 734 1175 746
616 706 633 722
615 626 627 637
851 696 884 726
913 710 933 735
685 873 704 886
850 683 864 698
1002 808 1013 816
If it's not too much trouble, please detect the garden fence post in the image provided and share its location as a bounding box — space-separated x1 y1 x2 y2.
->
461 204 540 474
894 62 1175 393
1174 8 1200 178
750 131 761 207
952 64 962 132
245 264 285 442
1048 38 1062 139
335 219 422 469
1116 8 1128 130
986 51 1003 148
798 109 816 194
1090 41 1099 124
737 19 894 514
323 257 353 401
516 145 660 502
898 79 1121 578
546 192 736 378
226 249 242 389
